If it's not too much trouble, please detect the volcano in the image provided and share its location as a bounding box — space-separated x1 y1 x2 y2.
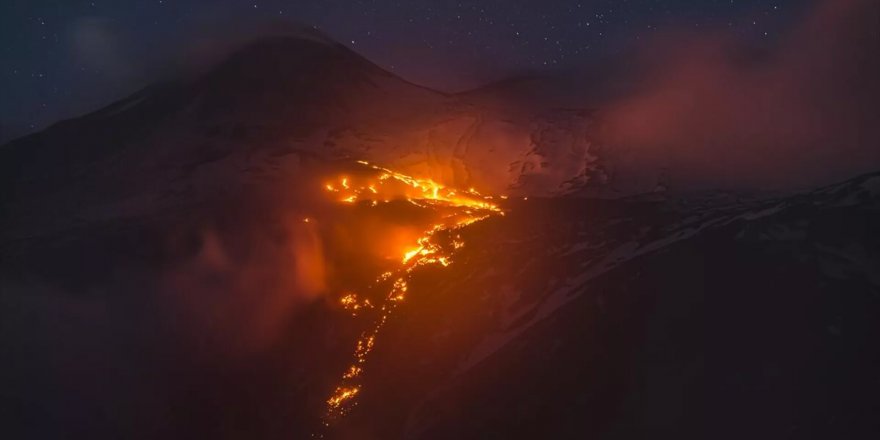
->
1 30 878 440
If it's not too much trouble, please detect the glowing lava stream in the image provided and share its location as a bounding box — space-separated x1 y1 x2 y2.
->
321 161 503 421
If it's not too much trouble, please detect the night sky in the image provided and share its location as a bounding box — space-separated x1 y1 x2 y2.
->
2 0 809 142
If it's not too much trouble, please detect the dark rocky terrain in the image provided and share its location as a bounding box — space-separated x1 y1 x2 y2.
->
1 31 878 440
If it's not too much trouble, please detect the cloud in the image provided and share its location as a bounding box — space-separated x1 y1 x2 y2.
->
159 218 326 357
0 208 329 437
597 0 880 191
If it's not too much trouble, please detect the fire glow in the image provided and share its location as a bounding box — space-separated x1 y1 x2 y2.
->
320 161 502 421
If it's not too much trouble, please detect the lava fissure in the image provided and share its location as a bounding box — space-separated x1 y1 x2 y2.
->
317 161 503 422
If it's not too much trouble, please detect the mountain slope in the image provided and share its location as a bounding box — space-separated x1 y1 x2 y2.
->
345 172 880 439
1 30 878 440
1 32 619 247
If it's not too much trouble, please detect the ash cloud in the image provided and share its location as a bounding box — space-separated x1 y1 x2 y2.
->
596 0 880 192
0 198 332 438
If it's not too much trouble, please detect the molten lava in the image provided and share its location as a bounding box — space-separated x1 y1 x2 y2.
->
319 161 502 421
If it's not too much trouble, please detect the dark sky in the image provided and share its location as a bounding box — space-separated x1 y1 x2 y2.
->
1 0 809 142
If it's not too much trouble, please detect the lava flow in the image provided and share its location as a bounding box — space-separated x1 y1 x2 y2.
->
320 161 503 422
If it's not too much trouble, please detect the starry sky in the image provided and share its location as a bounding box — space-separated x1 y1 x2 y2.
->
1 0 809 142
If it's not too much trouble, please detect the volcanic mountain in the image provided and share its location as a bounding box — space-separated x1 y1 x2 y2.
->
1 30 878 440
0 30 609 244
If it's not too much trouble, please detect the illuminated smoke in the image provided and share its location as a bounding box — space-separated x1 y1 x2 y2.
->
315 161 502 421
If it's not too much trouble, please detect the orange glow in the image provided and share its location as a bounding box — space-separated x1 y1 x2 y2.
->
342 365 362 379
402 246 423 263
324 161 501 214
321 161 503 421
339 293 372 316
326 386 360 412
340 293 357 308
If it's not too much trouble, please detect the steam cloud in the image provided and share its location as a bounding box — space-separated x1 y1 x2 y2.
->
0 196 332 437
597 0 880 191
